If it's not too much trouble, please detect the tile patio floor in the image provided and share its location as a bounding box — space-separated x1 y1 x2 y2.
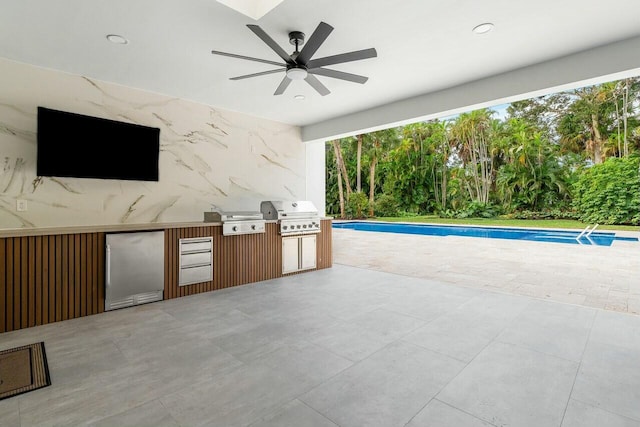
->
333 227 640 315
1 259 640 426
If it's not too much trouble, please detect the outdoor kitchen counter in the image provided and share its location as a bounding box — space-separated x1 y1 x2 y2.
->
0 218 333 334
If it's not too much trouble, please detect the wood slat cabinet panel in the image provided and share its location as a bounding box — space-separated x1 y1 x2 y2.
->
0 233 105 333
317 220 333 269
1 219 332 333
163 220 332 299
164 223 279 299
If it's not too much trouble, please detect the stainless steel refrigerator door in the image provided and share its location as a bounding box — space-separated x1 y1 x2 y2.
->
105 230 164 310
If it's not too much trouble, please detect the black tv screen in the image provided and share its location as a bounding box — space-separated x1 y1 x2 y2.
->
37 106 160 181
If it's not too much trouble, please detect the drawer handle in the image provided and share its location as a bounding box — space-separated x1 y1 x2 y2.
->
181 238 212 244
181 263 212 269
181 249 211 255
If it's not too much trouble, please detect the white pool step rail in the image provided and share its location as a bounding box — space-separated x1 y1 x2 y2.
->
576 224 599 241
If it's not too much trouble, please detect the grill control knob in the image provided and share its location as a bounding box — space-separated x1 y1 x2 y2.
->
297 225 301 229
251 225 256 230
232 226 238 231
303 224 307 229
283 225 288 230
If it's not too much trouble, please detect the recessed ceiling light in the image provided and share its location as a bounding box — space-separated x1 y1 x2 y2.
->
106 34 129 45
472 23 494 34
294 95 305 100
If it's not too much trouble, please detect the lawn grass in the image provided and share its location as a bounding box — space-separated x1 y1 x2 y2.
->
367 215 640 232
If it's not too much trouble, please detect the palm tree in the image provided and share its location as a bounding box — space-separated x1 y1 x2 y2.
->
363 128 399 215
356 134 363 192
427 121 452 211
557 84 618 164
331 139 354 218
495 118 570 210
450 109 495 204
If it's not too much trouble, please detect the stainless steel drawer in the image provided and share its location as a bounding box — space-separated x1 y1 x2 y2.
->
180 240 212 253
180 251 211 268
180 264 212 286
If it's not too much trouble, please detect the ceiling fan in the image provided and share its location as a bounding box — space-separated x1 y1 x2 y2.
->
211 21 377 96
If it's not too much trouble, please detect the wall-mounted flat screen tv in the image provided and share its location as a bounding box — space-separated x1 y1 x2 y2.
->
37 106 160 181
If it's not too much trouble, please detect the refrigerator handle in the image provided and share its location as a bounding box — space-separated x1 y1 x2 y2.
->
105 244 111 288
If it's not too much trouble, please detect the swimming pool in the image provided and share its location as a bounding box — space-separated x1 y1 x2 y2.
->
332 221 639 246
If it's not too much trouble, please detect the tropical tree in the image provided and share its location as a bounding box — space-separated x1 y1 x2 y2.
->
509 80 640 162
325 143 340 215
356 134 363 192
383 124 434 213
324 75 640 225
361 128 399 216
328 138 355 218
609 77 640 157
556 84 621 164
428 121 453 211
450 109 495 204
494 118 571 210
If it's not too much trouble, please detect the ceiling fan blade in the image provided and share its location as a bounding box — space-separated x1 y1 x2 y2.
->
274 76 292 95
304 74 330 96
211 50 285 67
309 68 368 84
230 69 285 80
296 21 333 65
306 48 377 69
247 24 295 65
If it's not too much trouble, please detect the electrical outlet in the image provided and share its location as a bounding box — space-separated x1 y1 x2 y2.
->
16 199 28 212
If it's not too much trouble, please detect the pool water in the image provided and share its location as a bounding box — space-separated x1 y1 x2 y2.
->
332 221 639 246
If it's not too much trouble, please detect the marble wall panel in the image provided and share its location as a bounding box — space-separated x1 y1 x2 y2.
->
0 58 305 229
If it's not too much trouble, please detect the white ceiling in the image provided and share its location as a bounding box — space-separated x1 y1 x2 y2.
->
2 0 640 134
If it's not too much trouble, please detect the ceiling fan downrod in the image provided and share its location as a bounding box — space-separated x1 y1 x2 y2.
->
289 31 305 49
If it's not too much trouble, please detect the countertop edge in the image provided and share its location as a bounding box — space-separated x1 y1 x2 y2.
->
0 218 333 238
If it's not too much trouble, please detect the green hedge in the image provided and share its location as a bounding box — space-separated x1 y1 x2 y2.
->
373 194 400 217
572 157 640 225
510 209 578 220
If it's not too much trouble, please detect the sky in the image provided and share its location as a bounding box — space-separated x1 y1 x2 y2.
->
491 103 509 120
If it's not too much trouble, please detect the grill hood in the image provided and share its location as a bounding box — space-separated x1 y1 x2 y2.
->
260 201 318 220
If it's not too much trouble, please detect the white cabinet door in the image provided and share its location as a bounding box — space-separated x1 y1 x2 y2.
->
300 235 317 270
282 237 300 274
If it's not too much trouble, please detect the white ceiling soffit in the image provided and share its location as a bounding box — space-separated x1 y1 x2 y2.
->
1 0 640 140
302 35 640 142
216 0 285 20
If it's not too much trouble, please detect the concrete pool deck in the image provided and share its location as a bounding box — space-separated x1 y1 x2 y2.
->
333 226 640 315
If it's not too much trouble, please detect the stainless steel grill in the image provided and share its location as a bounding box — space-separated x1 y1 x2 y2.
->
260 200 321 236
204 210 266 236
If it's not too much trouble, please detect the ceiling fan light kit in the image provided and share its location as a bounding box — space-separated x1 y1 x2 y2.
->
211 21 377 96
286 67 308 80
